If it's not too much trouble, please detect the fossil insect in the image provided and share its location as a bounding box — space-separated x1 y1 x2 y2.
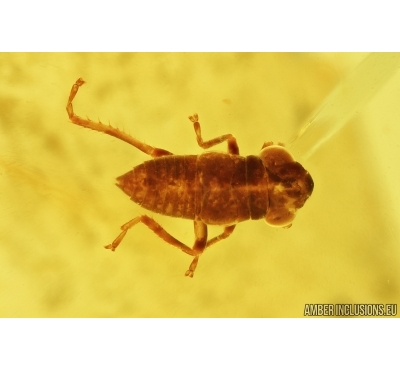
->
66 78 314 277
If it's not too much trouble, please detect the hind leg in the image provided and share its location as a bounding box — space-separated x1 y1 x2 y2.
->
66 78 173 158
104 215 208 278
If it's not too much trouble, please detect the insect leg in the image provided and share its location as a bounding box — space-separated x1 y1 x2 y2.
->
105 215 194 254
185 220 208 278
66 78 173 158
104 215 207 277
188 114 239 155
206 225 236 248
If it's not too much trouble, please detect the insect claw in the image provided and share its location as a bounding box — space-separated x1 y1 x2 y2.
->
185 269 194 278
104 244 116 251
188 114 199 123
76 78 85 86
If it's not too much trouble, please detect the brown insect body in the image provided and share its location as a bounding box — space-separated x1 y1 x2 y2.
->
66 78 314 278
117 152 269 226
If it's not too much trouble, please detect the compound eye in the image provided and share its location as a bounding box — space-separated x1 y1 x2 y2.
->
260 145 294 169
265 210 296 228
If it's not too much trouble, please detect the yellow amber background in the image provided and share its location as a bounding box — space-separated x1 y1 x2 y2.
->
0 53 398 317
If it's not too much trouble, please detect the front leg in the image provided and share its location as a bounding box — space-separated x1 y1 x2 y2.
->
188 114 239 155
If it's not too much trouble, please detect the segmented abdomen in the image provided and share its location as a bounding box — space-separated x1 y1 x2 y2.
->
116 153 269 225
